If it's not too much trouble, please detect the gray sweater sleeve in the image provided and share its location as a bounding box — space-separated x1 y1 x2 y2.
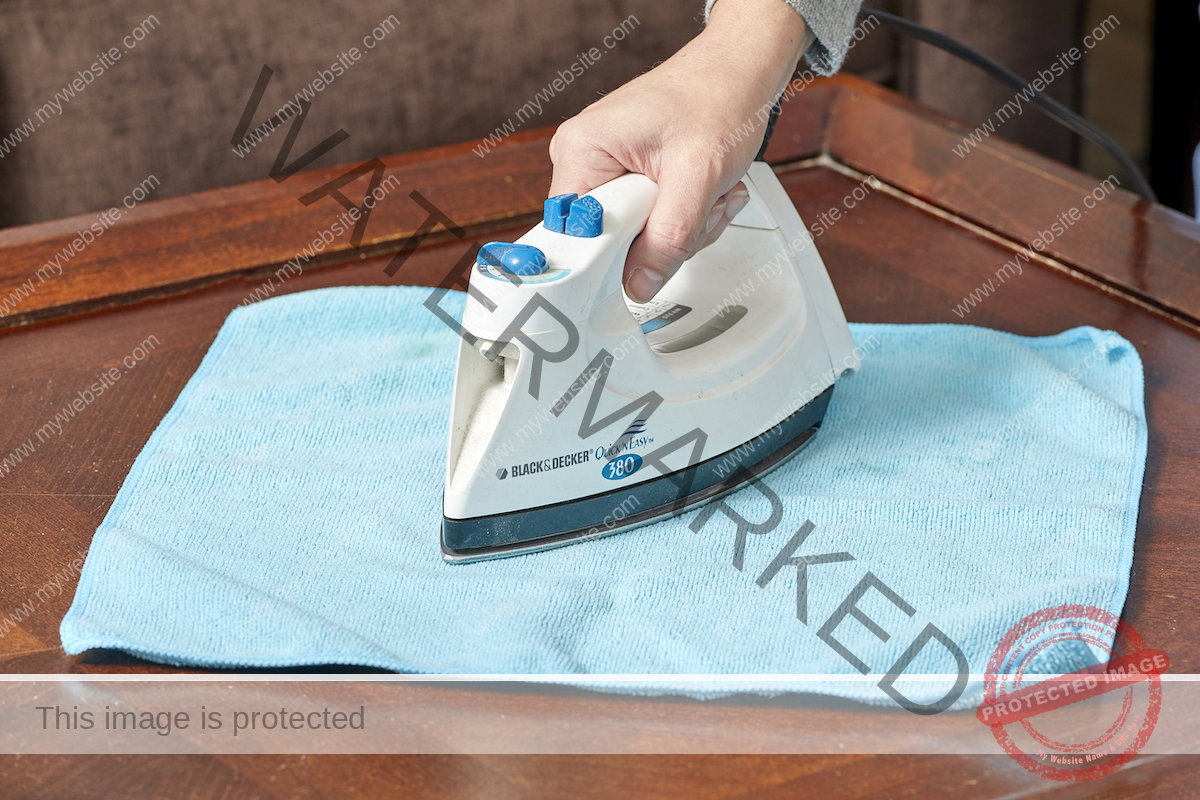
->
703 0 865 75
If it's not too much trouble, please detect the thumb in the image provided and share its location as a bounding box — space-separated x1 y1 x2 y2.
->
624 168 716 303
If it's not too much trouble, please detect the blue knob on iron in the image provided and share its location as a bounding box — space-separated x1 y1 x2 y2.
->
565 196 603 237
543 193 604 237
543 193 577 233
478 242 548 276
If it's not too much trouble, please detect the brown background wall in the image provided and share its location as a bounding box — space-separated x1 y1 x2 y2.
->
0 0 702 229
0 0 1187 230
896 0 1087 166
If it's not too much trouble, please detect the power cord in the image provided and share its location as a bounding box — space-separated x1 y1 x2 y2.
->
859 8 1157 202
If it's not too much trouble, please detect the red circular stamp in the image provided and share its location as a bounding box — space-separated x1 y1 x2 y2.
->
976 604 1168 782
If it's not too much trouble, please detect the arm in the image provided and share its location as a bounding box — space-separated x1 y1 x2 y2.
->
549 0 812 302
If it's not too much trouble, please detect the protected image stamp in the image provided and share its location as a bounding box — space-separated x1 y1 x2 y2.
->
976 604 1168 782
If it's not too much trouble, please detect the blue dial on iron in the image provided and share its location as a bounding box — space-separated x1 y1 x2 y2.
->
478 242 548 276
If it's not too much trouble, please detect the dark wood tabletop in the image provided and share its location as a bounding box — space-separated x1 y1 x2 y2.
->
2 75 1198 798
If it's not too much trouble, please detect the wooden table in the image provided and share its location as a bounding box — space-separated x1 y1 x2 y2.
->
2 75 1198 797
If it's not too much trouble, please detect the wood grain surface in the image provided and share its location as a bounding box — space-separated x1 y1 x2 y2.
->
3 754 1200 799
1 75 1198 796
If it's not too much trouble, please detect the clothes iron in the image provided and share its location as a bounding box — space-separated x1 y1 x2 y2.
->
441 161 859 562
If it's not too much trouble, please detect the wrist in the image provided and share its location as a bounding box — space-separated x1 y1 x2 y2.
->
699 0 808 101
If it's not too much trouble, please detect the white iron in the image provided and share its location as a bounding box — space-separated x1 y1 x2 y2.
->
441 162 858 562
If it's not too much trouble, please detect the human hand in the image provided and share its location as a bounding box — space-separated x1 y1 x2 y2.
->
548 0 809 302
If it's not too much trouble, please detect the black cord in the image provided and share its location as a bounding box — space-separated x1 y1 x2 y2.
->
858 8 1156 202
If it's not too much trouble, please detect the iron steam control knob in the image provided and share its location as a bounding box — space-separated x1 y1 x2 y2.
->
543 193 603 237
478 242 548 276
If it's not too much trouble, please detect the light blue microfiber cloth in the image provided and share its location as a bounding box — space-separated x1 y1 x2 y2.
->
61 287 1147 709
